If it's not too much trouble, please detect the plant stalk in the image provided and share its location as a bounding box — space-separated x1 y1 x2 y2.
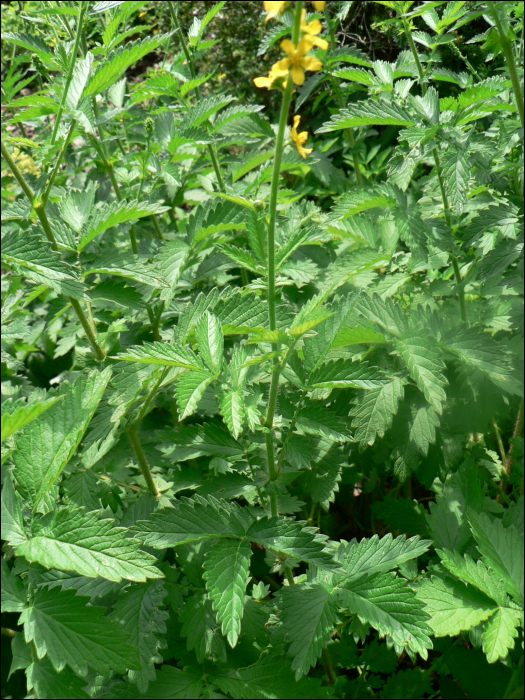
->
263 2 303 517
1 141 106 362
168 2 226 191
488 1 525 131
50 3 87 146
128 428 161 498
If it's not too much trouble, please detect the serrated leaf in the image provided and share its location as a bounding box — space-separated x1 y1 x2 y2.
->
158 240 190 302
395 330 448 414
179 594 226 664
116 342 203 370
350 377 407 448
109 579 168 693
219 389 245 439
203 538 252 648
83 251 169 288
437 549 509 607
1 396 64 443
339 572 432 657
15 507 163 583
335 534 432 582
19 586 138 676
2 229 86 300
444 327 522 397
86 33 174 96
417 576 498 637
482 607 521 663
317 100 416 132
12 369 112 508
467 510 524 605
176 370 215 420
181 94 236 128
308 360 390 390
295 406 352 443
1 557 27 613
218 245 263 274
196 312 223 374
441 148 469 210
79 199 170 251
329 187 397 220
277 584 338 681
26 657 91 700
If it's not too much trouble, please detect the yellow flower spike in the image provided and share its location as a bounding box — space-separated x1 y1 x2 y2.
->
300 9 329 51
312 1 327 9
264 1 290 22
291 115 313 159
274 35 323 86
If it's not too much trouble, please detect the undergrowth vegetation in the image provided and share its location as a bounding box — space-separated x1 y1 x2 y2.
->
1 1 523 698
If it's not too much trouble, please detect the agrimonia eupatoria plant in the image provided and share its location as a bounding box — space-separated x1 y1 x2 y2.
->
1 1 523 698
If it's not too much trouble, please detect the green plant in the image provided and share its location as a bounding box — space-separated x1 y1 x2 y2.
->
1 1 523 698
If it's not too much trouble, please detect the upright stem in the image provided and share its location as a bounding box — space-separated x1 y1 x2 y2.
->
50 3 87 146
128 429 160 498
488 2 525 132
322 647 337 685
1 141 106 362
401 17 467 324
264 3 303 517
324 7 364 185
168 2 226 191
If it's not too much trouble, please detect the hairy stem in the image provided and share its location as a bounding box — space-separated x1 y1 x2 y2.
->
488 2 525 131
50 3 87 146
168 2 226 191
128 428 160 498
322 647 337 685
1 141 106 362
324 7 364 185
263 2 304 517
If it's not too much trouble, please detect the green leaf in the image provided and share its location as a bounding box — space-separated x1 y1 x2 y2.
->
14 507 163 583
482 607 521 664
83 251 169 289
426 465 484 554
350 377 407 449
19 586 139 676
180 594 226 664
26 658 91 699
301 444 344 506
416 576 498 637
157 240 190 302
66 53 93 111
219 389 246 439
13 368 112 508
116 342 203 370
467 510 524 605
329 187 397 220
354 293 407 338
1 396 63 443
2 32 56 68
181 94 236 129
295 406 352 443
437 549 510 607
158 423 244 461
317 100 415 132
86 33 174 96
276 584 338 680
339 572 432 657
2 229 86 300
211 646 331 699
109 580 168 693
1 558 27 613
308 360 390 390
203 538 252 648
79 199 170 251
441 148 469 210
176 369 215 420
395 330 448 414
218 245 263 274
99 666 204 700
335 534 432 582
443 327 522 397
196 312 223 374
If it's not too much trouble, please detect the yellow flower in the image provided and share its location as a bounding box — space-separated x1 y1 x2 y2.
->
254 63 290 89
264 1 290 22
312 1 327 9
274 35 323 86
300 9 329 50
291 115 313 159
